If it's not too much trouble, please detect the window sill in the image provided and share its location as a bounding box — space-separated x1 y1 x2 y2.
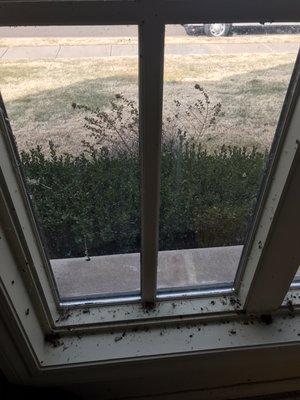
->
2 280 300 386
45 308 300 367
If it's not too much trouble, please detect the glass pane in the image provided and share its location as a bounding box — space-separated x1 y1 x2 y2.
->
159 23 300 293
0 25 140 301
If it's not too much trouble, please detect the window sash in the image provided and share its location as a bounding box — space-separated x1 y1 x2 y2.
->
0 0 299 329
237 54 300 312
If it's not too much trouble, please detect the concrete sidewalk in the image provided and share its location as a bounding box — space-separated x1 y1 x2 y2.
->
51 245 243 300
0 41 298 60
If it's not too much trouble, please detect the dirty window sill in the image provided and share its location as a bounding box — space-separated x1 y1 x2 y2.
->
42 297 300 371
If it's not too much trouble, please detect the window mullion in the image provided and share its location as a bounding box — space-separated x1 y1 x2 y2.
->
139 20 165 304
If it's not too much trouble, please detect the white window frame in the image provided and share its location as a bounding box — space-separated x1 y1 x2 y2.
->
1 0 300 389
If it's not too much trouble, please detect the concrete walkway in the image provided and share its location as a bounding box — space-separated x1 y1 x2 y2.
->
51 245 243 300
0 42 298 60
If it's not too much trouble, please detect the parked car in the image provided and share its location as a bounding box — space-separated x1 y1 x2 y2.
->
183 22 300 37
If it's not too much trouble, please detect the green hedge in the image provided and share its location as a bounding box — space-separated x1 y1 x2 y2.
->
21 140 267 259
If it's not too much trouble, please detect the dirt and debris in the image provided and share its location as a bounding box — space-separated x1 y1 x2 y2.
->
114 331 126 342
143 301 156 313
25 308 30 316
229 296 237 306
55 308 71 323
287 299 295 316
258 240 263 249
114 336 123 342
229 329 237 335
45 333 63 348
229 295 241 309
260 314 273 325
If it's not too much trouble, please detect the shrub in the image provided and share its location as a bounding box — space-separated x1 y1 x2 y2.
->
159 136 266 250
72 84 222 155
21 142 140 258
21 139 267 259
20 86 267 259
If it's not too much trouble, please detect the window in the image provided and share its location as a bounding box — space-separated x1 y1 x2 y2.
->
158 24 299 296
1 0 300 388
3 21 299 306
0 25 141 302
0 11 299 310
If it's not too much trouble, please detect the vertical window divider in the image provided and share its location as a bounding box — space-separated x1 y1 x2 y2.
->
139 20 165 304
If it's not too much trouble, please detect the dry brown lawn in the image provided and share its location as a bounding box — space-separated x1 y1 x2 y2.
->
0 52 297 154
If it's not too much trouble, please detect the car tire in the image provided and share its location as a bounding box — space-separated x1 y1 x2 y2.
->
183 24 200 36
204 23 232 37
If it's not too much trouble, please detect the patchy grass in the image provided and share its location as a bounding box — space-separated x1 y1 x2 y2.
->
164 53 296 151
0 52 296 154
0 58 138 153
